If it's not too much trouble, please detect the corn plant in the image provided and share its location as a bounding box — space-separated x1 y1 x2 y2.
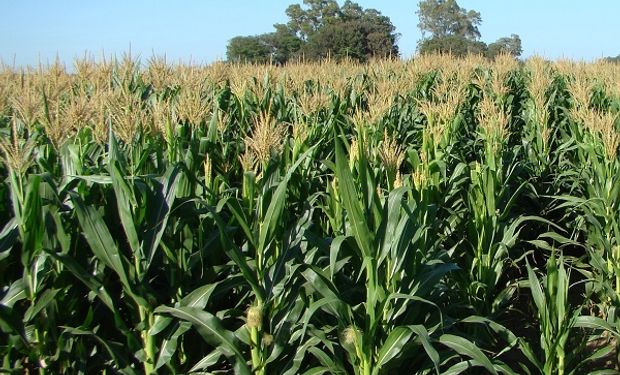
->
521 251 619 375
458 87 532 316
2 55 620 374
40 131 182 373
522 61 556 178
296 131 517 374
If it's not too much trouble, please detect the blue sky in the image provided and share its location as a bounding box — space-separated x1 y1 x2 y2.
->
1 1 618 67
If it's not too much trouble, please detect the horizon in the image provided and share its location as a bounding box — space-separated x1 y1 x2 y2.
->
1 1 618 68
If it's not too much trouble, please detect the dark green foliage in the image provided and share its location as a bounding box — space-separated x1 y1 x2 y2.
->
265 24 304 65
226 0 399 64
416 0 522 58
487 35 523 59
226 36 272 64
418 35 486 57
605 54 620 63
416 0 482 40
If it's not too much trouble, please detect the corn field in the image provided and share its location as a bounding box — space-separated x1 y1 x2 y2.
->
1 53 620 374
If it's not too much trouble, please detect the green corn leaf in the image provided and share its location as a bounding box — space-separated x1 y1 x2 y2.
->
526 261 546 314
439 334 498 375
410 324 440 374
63 326 137 375
0 279 26 308
154 321 191 370
574 316 620 339
70 192 136 301
0 218 18 262
307 346 345 373
329 236 348 281
257 147 314 256
459 315 519 349
556 256 567 326
23 288 59 323
207 108 220 143
70 175 113 184
411 262 459 298
21 175 43 267
517 338 543 370
180 277 245 309
226 197 257 250
149 315 173 336
109 161 140 259
46 251 117 314
301 368 331 375
208 204 264 301
377 186 409 268
155 305 251 375
334 133 373 258
301 296 346 341
143 166 181 273
375 326 414 370
575 344 615 371
189 349 225 372
282 336 323 375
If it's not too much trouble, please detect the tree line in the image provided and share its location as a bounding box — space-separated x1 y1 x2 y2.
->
226 0 523 64
606 55 620 63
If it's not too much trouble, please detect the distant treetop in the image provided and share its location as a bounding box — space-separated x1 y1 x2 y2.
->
417 0 482 40
227 0 524 64
226 0 399 64
605 54 620 63
416 0 522 59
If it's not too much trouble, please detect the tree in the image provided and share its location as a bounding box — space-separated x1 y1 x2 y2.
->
417 0 482 40
416 0 523 59
226 0 398 64
416 0 483 57
418 35 486 56
285 0 341 41
303 20 365 60
265 24 303 64
358 7 399 58
302 1 398 61
226 36 271 63
486 34 523 59
605 55 620 64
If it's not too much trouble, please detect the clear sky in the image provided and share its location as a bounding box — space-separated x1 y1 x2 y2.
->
1 0 618 67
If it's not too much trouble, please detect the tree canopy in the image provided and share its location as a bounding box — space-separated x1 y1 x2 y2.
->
417 35 486 57
416 0 522 59
226 0 398 64
417 0 481 40
486 34 523 59
227 36 272 64
227 0 526 63
605 54 620 64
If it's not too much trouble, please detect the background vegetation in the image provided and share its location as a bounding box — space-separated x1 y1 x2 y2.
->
226 0 524 64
